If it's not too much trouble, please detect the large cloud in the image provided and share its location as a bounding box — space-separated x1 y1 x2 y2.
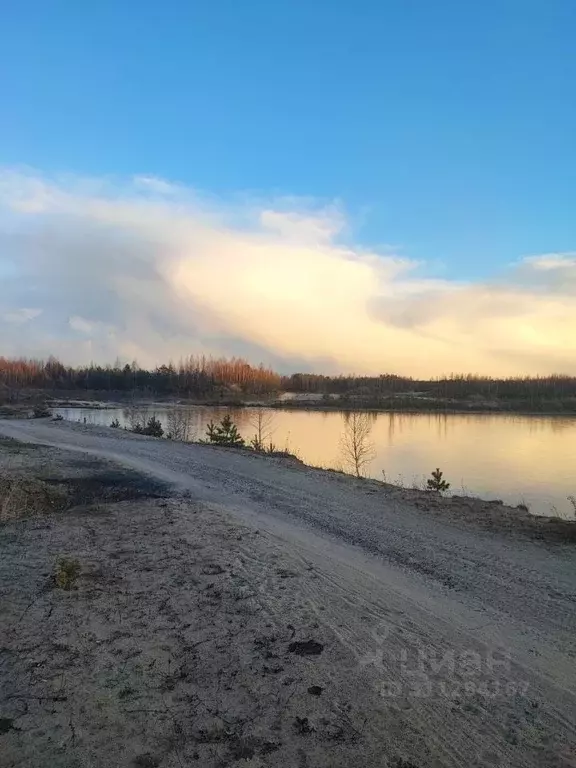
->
1 168 575 376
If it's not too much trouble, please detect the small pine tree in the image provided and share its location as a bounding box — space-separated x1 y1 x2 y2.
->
426 468 450 494
218 414 244 446
143 416 164 438
250 434 264 452
205 421 219 443
205 415 244 446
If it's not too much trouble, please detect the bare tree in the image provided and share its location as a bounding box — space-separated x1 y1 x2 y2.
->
249 408 275 451
125 406 147 432
166 408 194 442
340 412 376 478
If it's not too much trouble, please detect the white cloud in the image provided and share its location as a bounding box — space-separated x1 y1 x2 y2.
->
522 253 576 271
69 316 95 334
0 167 575 376
2 308 42 325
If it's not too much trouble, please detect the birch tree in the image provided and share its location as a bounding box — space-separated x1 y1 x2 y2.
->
340 412 376 478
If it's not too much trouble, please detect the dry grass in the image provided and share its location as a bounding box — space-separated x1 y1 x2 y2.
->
0 472 68 522
54 556 81 589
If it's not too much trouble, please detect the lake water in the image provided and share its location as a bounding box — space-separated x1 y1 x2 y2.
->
54 405 576 519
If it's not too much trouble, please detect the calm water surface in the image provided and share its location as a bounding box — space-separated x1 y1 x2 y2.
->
54 405 576 519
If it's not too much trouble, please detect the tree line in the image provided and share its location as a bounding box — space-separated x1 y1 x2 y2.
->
1 355 576 410
284 371 576 402
0 355 280 397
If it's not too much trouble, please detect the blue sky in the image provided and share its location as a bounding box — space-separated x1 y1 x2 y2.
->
2 0 574 278
1 1 575 375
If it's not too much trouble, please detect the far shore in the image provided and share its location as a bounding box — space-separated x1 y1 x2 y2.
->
41 396 576 418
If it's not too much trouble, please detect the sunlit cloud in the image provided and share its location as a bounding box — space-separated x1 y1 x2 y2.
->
0 167 575 376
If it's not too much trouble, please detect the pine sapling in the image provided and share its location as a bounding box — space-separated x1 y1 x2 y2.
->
426 468 450 494
205 415 245 447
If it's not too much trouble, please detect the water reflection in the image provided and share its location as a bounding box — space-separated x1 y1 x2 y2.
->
54 405 576 519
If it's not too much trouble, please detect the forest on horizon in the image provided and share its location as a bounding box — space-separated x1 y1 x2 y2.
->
1 355 576 413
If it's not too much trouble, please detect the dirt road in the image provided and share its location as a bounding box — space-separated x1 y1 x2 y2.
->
1 419 575 767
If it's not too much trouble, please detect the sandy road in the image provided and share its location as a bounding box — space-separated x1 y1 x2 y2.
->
1 418 575 767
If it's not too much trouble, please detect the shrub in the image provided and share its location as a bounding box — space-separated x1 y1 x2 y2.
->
32 403 52 419
250 436 279 453
131 416 164 438
110 418 120 429
426 468 450 494
250 435 264 451
166 409 193 442
54 557 81 590
143 416 164 437
205 415 244 446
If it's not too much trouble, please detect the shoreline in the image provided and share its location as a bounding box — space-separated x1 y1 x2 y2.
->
2 416 575 528
3 407 575 521
43 398 576 418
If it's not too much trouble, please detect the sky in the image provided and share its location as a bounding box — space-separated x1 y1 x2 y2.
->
0 0 575 376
